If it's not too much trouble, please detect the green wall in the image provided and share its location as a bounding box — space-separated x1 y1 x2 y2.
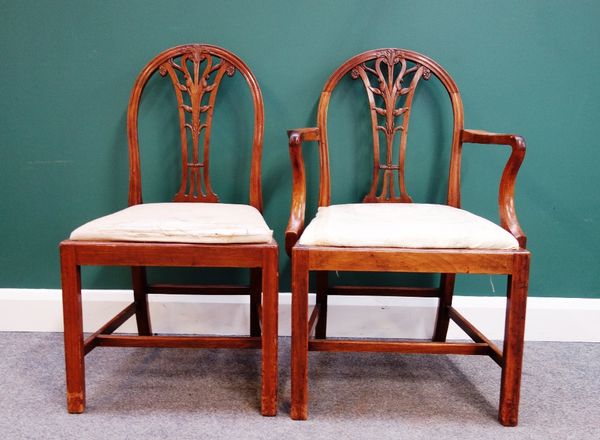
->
1 0 599 297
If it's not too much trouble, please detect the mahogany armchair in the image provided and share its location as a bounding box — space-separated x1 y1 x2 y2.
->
286 49 529 426
60 45 278 415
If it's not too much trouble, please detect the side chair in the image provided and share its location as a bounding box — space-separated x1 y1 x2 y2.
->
60 44 278 416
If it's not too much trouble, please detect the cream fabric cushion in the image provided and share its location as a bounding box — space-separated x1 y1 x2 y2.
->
70 203 273 244
298 203 519 249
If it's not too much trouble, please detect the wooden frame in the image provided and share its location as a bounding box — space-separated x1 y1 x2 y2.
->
60 45 278 416
286 49 529 426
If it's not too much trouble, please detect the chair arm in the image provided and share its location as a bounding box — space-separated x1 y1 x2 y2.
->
461 129 527 248
285 127 320 255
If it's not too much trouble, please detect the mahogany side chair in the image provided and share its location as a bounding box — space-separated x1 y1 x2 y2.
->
60 44 278 416
286 49 529 426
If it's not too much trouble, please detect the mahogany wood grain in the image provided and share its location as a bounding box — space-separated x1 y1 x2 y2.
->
65 240 276 267
314 49 464 208
83 303 137 355
499 252 529 426
95 335 262 349
291 248 309 420
287 48 530 426
60 45 277 416
328 285 440 297
305 247 519 274
448 306 502 366
307 305 319 337
350 50 430 202
127 44 264 210
60 245 85 414
308 340 491 355
260 249 279 416
432 273 456 342
461 129 527 247
315 271 328 339
288 127 321 142
131 266 152 335
285 128 319 255
250 268 262 337
147 284 251 295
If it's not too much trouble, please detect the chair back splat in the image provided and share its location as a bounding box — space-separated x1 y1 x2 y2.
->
316 48 464 207
127 45 264 210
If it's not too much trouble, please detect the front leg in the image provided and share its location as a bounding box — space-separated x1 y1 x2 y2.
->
499 253 529 426
260 249 278 416
60 244 86 413
291 248 309 420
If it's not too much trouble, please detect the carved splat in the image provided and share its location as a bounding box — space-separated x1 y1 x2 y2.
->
158 49 235 202
350 49 431 203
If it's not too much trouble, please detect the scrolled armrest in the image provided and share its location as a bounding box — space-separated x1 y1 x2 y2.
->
460 129 527 248
285 127 320 255
288 127 320 142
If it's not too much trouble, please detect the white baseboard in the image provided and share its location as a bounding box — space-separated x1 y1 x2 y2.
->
0 289 598 342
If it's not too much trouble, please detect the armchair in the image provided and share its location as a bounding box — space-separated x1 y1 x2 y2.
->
286 49 529 426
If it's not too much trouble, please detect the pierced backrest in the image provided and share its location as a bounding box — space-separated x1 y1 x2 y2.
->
127 44 264 210
316 48 464 207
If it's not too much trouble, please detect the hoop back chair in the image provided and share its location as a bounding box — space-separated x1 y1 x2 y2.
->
286 49 529 425
60 45 278 416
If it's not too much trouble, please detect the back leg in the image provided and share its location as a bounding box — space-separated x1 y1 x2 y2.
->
250 268 262 337
432 273 455 342
131 266 152 336
315 271 328 339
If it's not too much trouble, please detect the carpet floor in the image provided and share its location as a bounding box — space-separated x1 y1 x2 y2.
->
0 332 598 439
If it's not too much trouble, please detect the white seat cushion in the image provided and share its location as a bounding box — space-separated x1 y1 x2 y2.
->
298 203 519 250
70 203 273 244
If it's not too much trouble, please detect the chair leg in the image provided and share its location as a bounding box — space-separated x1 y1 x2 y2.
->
131 266 152 336
60 245 86 413
250 268 262 337
499 253 529 426
315 271 328 339
291 248 309 420
260 248 278 416
432 273 456 342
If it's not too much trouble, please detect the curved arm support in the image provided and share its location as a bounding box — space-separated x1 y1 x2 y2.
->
461 129 527 248
285 127 320 255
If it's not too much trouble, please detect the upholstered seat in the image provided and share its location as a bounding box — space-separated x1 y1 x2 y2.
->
298 203 518 249
70 203 273 244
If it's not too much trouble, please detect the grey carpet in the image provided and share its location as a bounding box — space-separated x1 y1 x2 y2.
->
0 333 598 439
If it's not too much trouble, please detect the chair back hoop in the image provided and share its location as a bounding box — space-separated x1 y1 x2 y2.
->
316 48 464 207
126 44 264 211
